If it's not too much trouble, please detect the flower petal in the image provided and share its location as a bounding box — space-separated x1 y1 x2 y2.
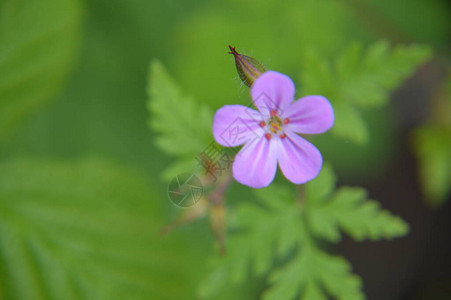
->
213 105 264 147
277 131 323 184
233 136 278 188
251 71 295 116
284 95 334 134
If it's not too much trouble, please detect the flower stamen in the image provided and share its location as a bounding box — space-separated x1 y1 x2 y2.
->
259 121 266 127
264 133 271 140
283 118 290 125
270 121 282 134
268 113 283 134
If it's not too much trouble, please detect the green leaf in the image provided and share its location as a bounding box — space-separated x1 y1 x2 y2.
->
199 185 304 298
0 157 203 300
263 245 364 300
0 0 82 140
332 103 369 144
147 60 214 156
299 49 334 96
338 41 432 109
308 187 409 242
305 163 336 204
201 166 409 299
362 0 451 47
304 165 408 242
413 125 451 207
303 281 327 300
147 60 215 179
300 41 432 144
160 157 201 182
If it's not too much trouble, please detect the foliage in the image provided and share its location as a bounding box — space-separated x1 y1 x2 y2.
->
264 244 363 300
0 0 82 140
413 125 451 207
1 0 448 299
199 165 409 299
0 157 204 300
299 41 431 144
305 168 408 241
412 71 451 207
147 61 215 180
363 0 451 47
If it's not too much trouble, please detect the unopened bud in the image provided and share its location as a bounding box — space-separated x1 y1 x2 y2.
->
229 45 266 87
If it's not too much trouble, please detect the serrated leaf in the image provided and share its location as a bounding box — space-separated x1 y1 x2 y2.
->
308 187 409 242
263 245 364 300
305 163 336 205
0 0 82 140
336 43 362 81
340 41 432 109
303 281 327 300
300 41 431 144
332 103 369 144
299 49 334 96
252 184 295 209
315 251 363 300
0 157 203 300
161 157 201 182
147 60 214 157
197 262 228 299
202 167 410 299
199 185 304 299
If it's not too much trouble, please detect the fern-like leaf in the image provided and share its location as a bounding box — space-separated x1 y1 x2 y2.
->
308 187 409 242
199 185 303 298
300 41 431 144
147 61 214 179
200 164 409 299
263 244 364 300
306 164 409 242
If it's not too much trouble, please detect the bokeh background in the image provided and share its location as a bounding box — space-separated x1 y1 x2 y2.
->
1 0 450 299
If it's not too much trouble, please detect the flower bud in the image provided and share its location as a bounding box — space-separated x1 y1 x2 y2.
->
229 45 266 87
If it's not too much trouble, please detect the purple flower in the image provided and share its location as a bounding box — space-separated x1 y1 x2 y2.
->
213 71 334 188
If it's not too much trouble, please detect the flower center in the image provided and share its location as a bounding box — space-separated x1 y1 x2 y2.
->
269 116 282 134
262 110 290 140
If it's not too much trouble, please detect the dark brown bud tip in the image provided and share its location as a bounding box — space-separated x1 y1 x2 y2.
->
228 45 237 55
228 45 266 87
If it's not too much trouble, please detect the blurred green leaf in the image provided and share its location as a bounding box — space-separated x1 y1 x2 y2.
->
263 244 363 300
413 125 451 207
332 103 369 144
147 60 214 178
338 41 432 108
305 164 336 204
201 165 409 299
300 41 431 144
0 0 82 140
199 185 303 299
0 157 203 300
160 158 201 182
307 164 409 242
412 70 451 207
362 0 451 48
308 187 409 242
311 105 396 182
